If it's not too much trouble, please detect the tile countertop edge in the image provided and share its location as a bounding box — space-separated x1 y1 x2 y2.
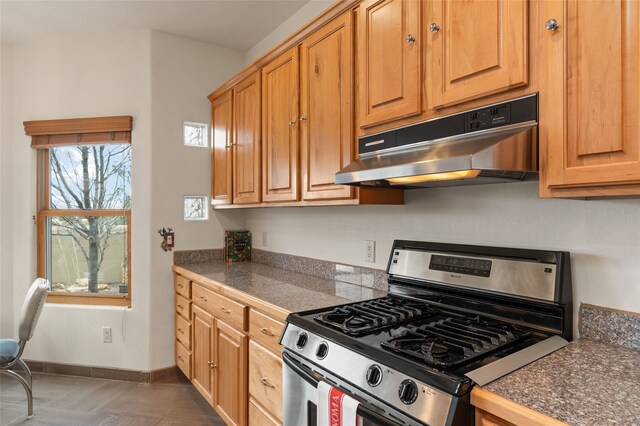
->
172 264 291 322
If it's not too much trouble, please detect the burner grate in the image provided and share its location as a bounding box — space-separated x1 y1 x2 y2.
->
382 316 530 369
313 297 438 336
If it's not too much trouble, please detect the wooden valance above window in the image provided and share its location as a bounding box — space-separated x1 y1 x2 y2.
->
24 115 133 148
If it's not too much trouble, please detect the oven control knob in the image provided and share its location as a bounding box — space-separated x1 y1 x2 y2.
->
398 379 418 405
365 365 383 387
296 332 308 349
316 342 329 359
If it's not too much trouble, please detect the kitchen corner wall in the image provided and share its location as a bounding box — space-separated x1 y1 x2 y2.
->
2 30 245 371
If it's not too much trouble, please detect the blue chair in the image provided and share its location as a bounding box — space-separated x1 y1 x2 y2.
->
0 278 49 418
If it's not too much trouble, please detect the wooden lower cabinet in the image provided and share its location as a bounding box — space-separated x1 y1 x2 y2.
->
471 387 567 426
248 341 283 423
192 305 215 405
249 398 280 426
176 272 288 426
215 320 248 426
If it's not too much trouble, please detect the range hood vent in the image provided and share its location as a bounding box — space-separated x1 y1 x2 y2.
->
336 94 538 189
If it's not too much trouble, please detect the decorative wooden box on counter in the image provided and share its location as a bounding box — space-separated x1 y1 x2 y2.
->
173 270 288 426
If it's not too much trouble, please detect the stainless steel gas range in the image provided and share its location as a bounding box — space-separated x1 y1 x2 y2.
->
280 240 573 426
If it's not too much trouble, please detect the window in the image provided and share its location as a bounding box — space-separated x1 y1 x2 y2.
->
183 122 208 147
26 116 132 306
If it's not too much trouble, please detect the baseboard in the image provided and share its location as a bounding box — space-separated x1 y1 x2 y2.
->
24 360 184 384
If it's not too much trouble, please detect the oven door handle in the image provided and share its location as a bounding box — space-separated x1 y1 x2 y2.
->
282 352 404 426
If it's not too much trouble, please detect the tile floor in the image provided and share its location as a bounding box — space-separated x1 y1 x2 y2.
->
0 372 225 425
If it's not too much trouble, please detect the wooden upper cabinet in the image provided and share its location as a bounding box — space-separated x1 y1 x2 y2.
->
540 0 640 196
211 90 233 205
233 72 262 204
357 0 421 128
214 320 248 426
300 12 354 201
427 0 528 109
262 48 300 202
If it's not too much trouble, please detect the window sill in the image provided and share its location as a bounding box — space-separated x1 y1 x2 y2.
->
46 293 131 307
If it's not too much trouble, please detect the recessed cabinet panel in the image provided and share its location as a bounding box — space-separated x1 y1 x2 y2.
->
300 13 354 201
215 320 247 426
233 73 262 204
540 0 640 195
358 0 421 127
192 305 214 405
428 0 528 109
262 48 299 202
212 91 233 205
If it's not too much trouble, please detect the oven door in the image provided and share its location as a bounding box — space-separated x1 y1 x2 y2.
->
283 351 414 426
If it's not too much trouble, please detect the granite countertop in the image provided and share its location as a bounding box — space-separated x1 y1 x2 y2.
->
483 338 640 425
173 261 387 314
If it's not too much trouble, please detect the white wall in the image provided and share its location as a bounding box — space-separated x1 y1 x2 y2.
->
148 31 245 369
245 182 640 336
244 0 334 65
4 30 246 370
0 43 14 337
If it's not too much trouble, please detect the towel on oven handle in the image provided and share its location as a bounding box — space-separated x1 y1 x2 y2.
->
317 381 360 426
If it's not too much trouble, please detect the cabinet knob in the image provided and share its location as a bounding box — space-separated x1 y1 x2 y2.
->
260 328 274 336
260 377 275 388
429 23 440 33
299 116 307 122
220 307 230 314
545 19 559 31
207 361 217 369
288 120 296 126
178 356 184 362
405 34 416 43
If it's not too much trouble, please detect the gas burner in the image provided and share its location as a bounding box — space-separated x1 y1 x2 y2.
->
313 296 437 336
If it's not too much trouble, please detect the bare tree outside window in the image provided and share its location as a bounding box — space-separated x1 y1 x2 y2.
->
48 144 131 294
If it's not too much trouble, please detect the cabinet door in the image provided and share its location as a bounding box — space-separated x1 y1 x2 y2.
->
300 12 355 201
540 0 640 196
233 72 262 204
214 319 248 426
262 48 299 202
212 90 233 205
192 306 214 405
427 0 528 109
357 0 421 128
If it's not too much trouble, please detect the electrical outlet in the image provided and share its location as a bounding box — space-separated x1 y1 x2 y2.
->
366 240 376 263
102 327 112 343
262 231 267 247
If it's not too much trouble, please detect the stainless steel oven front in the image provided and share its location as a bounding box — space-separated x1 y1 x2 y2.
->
283 350 422 426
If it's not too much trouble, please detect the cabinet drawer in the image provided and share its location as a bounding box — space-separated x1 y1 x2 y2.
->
175 293 191 320
249 398 281 426
175 313 191 349
174 275 191 298
193 284 247 330
249 341 283 422
249 310 284 354
175 340 192 380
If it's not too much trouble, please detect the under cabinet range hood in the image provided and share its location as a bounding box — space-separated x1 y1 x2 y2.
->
335 94 539 189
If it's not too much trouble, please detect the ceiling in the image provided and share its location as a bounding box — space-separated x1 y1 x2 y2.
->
1 0 310 51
